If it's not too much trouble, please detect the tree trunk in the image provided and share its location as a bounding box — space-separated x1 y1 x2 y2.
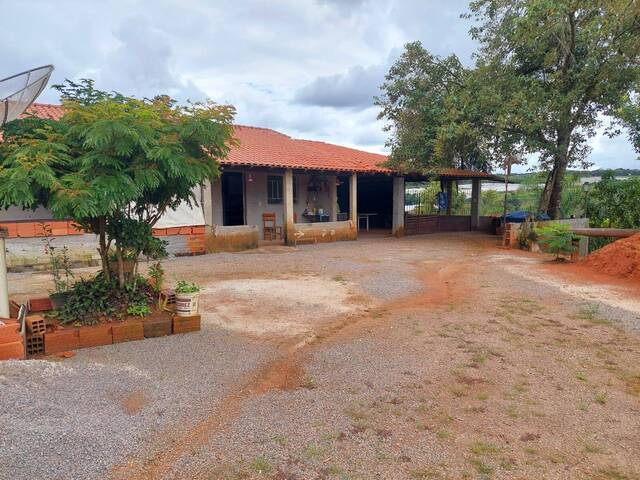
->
116 245 125 289
98 217 110 282
547 157 569 219
538 167 554 213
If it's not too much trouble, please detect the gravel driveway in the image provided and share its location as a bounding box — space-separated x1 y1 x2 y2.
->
2 233 639 480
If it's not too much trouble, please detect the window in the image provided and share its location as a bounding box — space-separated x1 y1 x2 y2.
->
267 175 298 204
267 175 283 204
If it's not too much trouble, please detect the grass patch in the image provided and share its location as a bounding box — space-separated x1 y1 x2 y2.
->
300 375 317 390
596 467 630 479
249 456 271 474
304 444 327 460
470 441 500 456
436 429 452 440
576 372 588 382
572 304 614 327
410 467 443 479
470 458 493 476
595 392 608 405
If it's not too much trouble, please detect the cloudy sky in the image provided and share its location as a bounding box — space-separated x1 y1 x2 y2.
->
2 0 637 172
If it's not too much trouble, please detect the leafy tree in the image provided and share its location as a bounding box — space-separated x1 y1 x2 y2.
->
379 3 640 219
0 79 236 286
585 171 640 229
466 0 640 218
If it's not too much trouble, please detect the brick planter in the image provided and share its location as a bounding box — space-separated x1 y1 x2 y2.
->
79 324 113 349
0 321 22 344
172 314 201 334
45 328 80 355
143 315 172 338
27 297 53 313
112 320 144 343
0 341 25 360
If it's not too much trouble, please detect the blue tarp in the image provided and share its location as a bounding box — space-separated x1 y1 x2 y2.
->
503 211 551 223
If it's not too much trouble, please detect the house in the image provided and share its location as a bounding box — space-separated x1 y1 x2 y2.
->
0 104 500 267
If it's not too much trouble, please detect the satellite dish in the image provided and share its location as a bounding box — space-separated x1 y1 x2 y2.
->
0 64 54 126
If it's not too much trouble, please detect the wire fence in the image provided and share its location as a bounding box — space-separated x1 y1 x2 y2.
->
406 181 587 218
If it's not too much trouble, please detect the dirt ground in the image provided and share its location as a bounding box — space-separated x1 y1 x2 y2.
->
3 233 640 480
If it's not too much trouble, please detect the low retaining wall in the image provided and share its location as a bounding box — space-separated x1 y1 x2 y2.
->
1 220 206 271
291 220 357 244
204 225 259 253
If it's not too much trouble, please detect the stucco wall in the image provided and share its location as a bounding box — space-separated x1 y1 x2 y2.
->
209 171 337 239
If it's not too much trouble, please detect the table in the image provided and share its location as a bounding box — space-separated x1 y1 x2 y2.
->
357 213 377 232
302 213 330 223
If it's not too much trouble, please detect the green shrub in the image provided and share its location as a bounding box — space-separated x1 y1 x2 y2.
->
127 303 152 317
54 273 153 325
537 223 577 259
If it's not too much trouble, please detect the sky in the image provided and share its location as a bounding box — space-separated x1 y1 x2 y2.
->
1 0 637 173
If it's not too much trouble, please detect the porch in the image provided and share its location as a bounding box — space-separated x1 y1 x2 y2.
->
201 167 493 251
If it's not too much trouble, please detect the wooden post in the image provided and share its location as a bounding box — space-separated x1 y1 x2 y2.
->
471 178 481 230
329 175 338 222
284 169 295 245
349 173 358 230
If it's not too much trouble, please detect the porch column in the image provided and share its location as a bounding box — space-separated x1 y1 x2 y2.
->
349 173 358 228
209 176 223 226
329 175 338 222
471 178 481 230
0 228 9 318
392 176 405 237
446 180 453 215
284 169 295 245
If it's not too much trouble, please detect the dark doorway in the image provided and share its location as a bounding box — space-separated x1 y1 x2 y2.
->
337 175 350 220
222 172 245 226
357 175 393 230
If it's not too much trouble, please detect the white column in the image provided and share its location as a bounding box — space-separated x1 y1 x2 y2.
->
284 169 295 244
471 178 481 230
329 175 338 222
0 230 9 318
392 176 405 237
349 173 358 227
210 176 223 226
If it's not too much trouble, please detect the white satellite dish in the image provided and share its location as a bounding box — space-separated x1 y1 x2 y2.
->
0 64 54 126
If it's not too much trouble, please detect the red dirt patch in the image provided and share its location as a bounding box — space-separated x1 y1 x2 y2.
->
121 390 148 415
581 233 640 281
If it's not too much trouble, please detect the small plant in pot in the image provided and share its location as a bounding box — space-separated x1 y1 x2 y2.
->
174 281 200 317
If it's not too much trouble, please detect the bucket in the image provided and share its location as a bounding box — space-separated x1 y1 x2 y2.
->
175 293 199 317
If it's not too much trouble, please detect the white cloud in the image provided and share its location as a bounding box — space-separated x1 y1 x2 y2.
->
0 0 636 170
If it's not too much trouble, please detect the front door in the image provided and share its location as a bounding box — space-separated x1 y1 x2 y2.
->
222 172 245 226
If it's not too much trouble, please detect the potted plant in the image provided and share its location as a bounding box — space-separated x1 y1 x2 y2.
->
174 281 200 317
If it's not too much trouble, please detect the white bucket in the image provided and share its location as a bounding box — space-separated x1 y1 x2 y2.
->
175 293 199 317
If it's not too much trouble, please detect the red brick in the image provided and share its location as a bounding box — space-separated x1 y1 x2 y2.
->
0 322 21 344
172 314 201 334
178 227 193 235
79 324 113 349
28 297 53 313
25 315 47 335
192 226 205 234
0 223 18 238
45 328 80 355
67 222 84 235
16 222 36 238
152 228 167 237
165 227 180 236
112 320 144 343
0 341 24 361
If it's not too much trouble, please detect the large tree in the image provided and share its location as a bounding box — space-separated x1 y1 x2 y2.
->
0 79 235 285
378 1 640 218
467 0 640 218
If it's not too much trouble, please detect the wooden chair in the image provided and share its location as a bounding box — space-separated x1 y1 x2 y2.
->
262 212 282 240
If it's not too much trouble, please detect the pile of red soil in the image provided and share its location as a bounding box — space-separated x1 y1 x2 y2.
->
582 233 640 281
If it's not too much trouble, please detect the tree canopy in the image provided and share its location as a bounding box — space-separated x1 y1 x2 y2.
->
0 79 236 285
377 1 640 218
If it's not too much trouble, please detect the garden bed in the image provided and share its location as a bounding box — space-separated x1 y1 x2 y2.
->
0 300 201 360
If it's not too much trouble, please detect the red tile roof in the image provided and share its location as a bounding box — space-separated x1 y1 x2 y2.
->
21 103 65 121
12 104 497 179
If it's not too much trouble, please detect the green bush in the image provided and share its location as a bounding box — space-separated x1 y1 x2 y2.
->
127 303 152 317
54 273 153 325
537 223 577 259
175 281 200 294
